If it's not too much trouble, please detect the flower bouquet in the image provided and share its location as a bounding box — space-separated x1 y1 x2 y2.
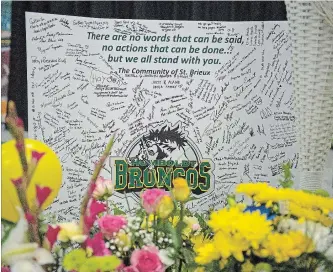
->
2 101 333 272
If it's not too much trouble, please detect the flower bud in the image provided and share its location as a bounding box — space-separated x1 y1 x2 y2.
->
172 178 191 202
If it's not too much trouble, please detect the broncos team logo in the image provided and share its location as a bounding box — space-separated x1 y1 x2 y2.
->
110 122 214 200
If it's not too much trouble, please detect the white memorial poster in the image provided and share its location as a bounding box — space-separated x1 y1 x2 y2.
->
26 12 297 221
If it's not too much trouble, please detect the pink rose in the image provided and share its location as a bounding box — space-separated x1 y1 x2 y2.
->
141 189 168 214
131 246 164 272
98 215 127 238
123 266 139 272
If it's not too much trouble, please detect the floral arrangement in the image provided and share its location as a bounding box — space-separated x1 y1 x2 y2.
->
2 102 333 272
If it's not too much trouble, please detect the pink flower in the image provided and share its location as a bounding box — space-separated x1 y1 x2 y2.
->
98 215 127 239
25 212 35 224
192 223 200 231
93 176 114 200
123 266 139 272
11 177 23 187
84 199 107 232
141 189 168 214
88 199 107 218
36 185 52 207
31 150 45 162
131 246 164 272
1 266 11 272
45 225 61 250
85 232 110 256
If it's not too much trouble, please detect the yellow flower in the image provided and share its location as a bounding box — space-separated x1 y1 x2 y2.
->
79 255 121 272
241 260 254 272
172 178 191 202
58 222 87 243
236 183 333 213
219 258 228 269
191 233 211 252
288 202 333 227
195 242 220 265
141 214 154 230
254 231 314 263
169 216 180 227
236 183 333 227
206 205 272 263
183 216 201 237
194 267 205 272
116 230 131 248
63 249 87 271
156 195 174 219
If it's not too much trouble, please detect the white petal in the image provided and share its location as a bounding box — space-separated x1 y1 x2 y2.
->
34 248 55 265
2 243 38 265
11 260 45 272
3 207 28 251
325 245 333 262
158 249 175 267
71 235 87 243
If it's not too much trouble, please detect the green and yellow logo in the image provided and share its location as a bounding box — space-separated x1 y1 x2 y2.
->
110 123 214 198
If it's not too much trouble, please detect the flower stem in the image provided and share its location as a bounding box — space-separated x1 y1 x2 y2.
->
5 101 41 245
80 134 116 233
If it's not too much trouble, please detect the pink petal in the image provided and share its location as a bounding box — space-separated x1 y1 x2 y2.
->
11 177 23 187
85 232 110 256
1 266 11 272
15 141 24 152
36 185 52 207
32 151 46 162
25 212 35 224
89 199 106 218
84 215 96 232
15 118 24 128
45 225 61 249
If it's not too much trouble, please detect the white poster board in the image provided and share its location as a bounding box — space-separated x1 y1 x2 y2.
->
26 12 298 221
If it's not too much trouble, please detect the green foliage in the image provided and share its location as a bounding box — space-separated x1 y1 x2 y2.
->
278 162 294 188
1 219 15 244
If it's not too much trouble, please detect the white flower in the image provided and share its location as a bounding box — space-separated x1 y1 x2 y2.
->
158 248 175 267
92 176 114 200
2 208 55 271
325 244 333 261
279 219 333 253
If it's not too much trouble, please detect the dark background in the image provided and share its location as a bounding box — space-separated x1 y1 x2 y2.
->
8 1 287 131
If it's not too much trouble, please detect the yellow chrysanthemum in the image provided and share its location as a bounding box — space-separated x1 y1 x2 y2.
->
191 233 211 252
209 206 272 245
219 258 228 269
254 231 314 263
195 242 220 265
194 205 272 265
79 256 121 272
63 249 87 271
236 183 333 227
288 202 333 227
236 183 333 213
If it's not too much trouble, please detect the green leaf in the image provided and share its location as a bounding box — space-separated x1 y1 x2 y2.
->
165 222 181 249
181 247 196 264
194 213 207 229
113 207 126 215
